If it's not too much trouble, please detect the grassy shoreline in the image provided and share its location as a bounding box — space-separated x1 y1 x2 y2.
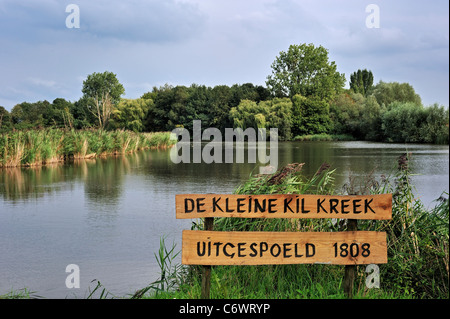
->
142 159 449 299
0 129 175 168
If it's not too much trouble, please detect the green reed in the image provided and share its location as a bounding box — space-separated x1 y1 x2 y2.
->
0 128 176 168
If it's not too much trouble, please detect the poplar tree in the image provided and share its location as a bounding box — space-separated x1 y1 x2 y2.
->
349 69 374 96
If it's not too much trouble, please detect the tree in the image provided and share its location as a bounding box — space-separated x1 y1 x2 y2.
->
360 95 385 141
329 92 363 137
229 83 269 107
291 94 331 136
72 96 98 129
209 85 233 131
229 98 293 140
420 104 449 144
260 98 293 140
372 81 422 107
184 84 212 131
266 43 345 100
0 106 12 131
81 71 125 129
10 101 49 129
381 102 426 143
142 83 272 133
145 84 189 132
229 99 265 130
350 69 374 96
44 98 74 128
110 98 152 132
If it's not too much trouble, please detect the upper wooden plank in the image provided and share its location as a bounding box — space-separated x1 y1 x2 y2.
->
175 194 392 220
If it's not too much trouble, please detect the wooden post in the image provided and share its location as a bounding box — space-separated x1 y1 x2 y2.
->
201 217 214 299
343 219 358 298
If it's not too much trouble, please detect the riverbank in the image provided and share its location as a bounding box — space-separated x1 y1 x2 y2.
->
141 160 449 299
0 129 175 168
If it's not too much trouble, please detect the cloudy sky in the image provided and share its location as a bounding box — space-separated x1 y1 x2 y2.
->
0 0 448 110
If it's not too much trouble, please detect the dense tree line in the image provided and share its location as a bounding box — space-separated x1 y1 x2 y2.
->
1 44 448 144
144 82 270 133
329 88 448 144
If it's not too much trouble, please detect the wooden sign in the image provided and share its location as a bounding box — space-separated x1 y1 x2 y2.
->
176 194 392 220
182 230 387 266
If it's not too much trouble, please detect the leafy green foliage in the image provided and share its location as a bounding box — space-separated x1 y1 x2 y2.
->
82 71 125 129
328 89 448 144
292 94 331 136
360 95 385 141
144 83 270 134
420 104 449 144
350 69 374 96
329 92 362 137
382 102 449 143
266 43 345 100
373 81 422 106
229 98 293 140
82 71 125 105
110 98 152 132
0 106 13 132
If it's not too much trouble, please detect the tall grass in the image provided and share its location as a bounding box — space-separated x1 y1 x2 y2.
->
0 129 176 168
132 236 186 299
141 157 448 299
367 154 449 298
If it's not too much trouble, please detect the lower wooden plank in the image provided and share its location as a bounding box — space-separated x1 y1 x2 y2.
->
182 230 387 266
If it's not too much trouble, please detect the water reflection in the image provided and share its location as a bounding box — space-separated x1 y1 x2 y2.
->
1 141 449 206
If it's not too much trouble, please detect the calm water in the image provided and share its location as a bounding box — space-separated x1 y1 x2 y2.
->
0 141 448 298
